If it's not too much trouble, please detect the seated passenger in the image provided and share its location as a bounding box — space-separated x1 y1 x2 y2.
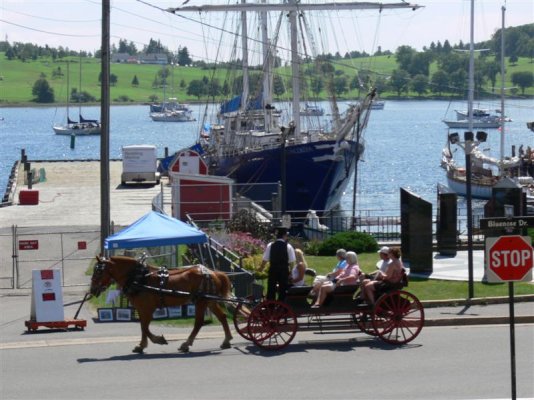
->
367 246 391 279
361 247 404 306
311 251 361 308
310 248 347 296
289 249 307 287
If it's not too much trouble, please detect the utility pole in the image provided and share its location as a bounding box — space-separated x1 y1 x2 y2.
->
100 0 110 254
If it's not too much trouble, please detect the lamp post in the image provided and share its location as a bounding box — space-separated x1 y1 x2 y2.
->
448 130 487 300
464 131 474 299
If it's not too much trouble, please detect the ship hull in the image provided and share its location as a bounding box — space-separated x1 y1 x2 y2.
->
207 139 361 215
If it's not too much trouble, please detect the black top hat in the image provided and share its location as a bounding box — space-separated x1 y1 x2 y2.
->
274 226 288 237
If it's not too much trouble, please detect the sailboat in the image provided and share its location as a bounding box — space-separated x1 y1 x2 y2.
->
166 1 421 216
149 67 195 122
440 4 533 202
53 58 101 136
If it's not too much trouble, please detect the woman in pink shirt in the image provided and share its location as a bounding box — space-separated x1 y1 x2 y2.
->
311 251 361 308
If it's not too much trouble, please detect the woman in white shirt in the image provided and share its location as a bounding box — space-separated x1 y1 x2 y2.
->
290 248 307 286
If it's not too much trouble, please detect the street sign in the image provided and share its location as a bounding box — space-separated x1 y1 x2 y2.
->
480 216 534 231
486 235 533 282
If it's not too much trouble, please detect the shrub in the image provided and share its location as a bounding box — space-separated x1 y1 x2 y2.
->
318 231 378 256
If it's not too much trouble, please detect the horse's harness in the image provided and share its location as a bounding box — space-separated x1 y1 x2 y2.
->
124 260 216 305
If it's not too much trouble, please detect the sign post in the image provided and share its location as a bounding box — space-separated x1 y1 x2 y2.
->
485 235 533 400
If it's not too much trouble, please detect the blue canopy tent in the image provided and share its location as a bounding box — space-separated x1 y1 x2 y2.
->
104 211 207 250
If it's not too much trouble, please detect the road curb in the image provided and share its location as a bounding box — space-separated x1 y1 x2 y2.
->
425 315 534 326
421 294 534 308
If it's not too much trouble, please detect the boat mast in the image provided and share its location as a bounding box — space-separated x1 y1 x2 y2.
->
289 0 300 137
241 0 249 114
499 5 506 172
66 60 70 123
79 54 82 120
260 0 273 132
467 0 474 132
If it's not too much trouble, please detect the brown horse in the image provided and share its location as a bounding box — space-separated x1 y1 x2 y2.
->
89 255 233 353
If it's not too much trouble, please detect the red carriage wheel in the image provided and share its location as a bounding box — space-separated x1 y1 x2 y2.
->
247 300 297 350
372 290 424 345
233 296 255 341
355 312 377 336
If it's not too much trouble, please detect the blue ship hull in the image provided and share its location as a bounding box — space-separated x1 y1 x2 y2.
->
208 140 362 214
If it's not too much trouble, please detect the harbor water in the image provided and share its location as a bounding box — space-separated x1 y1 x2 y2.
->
1 100 533 215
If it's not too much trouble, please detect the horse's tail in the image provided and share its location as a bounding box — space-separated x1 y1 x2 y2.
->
214 270 232 299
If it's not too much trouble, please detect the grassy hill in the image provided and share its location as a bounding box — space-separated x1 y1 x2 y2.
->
0 53 532 105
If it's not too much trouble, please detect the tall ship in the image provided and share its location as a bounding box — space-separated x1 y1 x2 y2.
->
165 1 421 216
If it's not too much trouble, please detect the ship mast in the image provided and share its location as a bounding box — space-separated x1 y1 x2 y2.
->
167 2 422 137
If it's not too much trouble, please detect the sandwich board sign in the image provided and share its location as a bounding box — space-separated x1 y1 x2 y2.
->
30 269 64 322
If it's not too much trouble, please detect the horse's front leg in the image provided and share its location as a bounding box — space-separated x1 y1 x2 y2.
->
179 301 207 352
133 311 151 354
209 302 233 349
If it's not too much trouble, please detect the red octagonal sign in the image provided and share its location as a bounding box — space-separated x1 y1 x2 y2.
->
487 235 533 282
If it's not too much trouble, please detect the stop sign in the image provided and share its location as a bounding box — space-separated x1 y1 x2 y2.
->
486 235 533 282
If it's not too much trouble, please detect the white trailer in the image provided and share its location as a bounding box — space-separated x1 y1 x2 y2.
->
121 145 160 185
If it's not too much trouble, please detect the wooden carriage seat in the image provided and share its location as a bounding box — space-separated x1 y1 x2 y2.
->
323 284 360 308
285 286 314 310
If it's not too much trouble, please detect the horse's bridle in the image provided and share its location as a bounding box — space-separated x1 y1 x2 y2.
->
91 258 113 296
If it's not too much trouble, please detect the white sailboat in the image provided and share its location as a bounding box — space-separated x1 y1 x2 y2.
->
53 58 101 136
441 4 533 202
166 1 422 215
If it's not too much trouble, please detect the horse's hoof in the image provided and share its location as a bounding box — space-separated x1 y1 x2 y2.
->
179 343 190 353
220 342 232 350
132 346 144 354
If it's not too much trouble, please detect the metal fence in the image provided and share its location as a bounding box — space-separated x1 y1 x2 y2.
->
1 226 101 289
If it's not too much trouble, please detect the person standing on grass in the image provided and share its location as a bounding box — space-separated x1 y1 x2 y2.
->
258 227 296 301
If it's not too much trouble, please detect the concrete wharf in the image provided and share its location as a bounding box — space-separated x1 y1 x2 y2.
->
0 160 167 230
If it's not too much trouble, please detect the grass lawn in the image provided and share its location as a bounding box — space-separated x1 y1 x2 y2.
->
87 251 532 327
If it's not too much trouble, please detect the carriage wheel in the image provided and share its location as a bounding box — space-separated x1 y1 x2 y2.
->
355 311 377 336
233 296 255 341
247 300 297 350
372 290 424 345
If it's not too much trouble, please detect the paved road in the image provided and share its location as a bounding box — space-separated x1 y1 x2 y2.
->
1 323 533 400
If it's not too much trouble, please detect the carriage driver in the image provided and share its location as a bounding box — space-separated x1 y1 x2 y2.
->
258 227 296 301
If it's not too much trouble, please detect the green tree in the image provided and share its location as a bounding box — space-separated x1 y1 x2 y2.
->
411 74 428 97
430 70 449 95
389 69 410 96
395 45 417 72
177 47 192 66
132 75 139 87
187 79 207 98
449 69 467 96
511 71 534 95
333 76 348 96
310 77 324 97
32 78 55 103
273 74 285 98
98 72 118 86
481 59 500 93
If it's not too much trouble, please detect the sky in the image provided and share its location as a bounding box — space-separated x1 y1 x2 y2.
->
1 0 533 63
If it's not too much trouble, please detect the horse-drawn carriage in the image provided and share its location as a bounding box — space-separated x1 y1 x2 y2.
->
90 256 424 353
233 282 424 350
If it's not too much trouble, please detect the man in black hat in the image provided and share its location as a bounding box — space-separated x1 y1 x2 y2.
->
258 227 296 301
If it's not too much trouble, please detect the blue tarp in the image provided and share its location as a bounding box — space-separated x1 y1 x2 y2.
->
104 211 207 250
